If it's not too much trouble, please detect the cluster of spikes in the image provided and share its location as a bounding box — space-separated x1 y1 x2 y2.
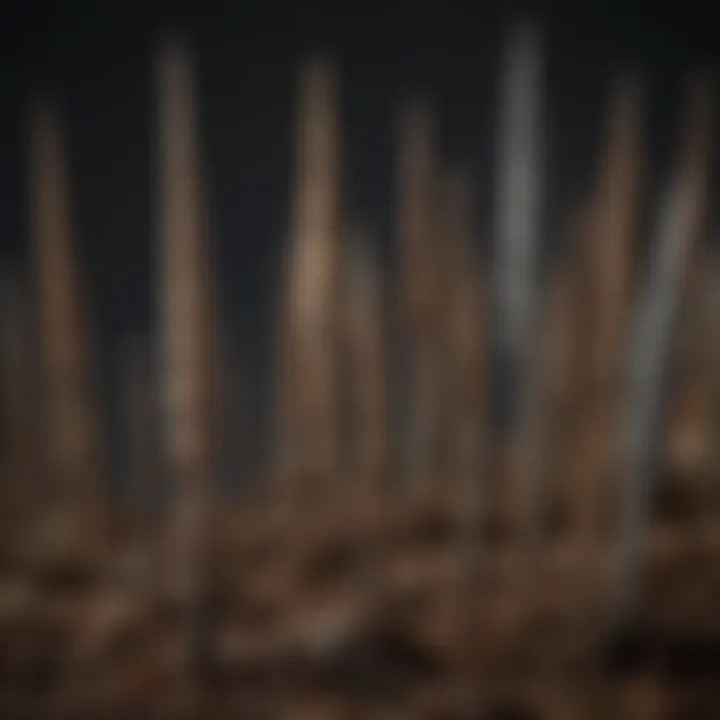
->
1 20 720 716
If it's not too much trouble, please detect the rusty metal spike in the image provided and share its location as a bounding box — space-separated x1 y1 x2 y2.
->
285 57 342 493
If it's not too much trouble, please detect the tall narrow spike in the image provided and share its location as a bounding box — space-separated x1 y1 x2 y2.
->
540 262 573 527
593 74 645 374
493 24 544 545
550 195 597 527
156 36 215 666
341 226 388 621
494 24 543 427
26 98 106 546
440 168 488 696
285 58 342 493
613 75 713 628
582 74 645 538
441 168 485 497
397 100 436 306
397 99 443 490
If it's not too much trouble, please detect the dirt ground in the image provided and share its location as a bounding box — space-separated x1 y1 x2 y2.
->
0 479 719 718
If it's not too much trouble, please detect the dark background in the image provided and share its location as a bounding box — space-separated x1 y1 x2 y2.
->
0 2 716 483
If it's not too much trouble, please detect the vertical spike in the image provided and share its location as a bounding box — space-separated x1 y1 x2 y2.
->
492 24 544 552
397 99 442 491
613 75 713 629
397 101 438 326
494 24 543 425
440 167 489 697
285 58 342 494
593 74 645 377
156 36 215 669
441 168 486 498
534 249 577 529
581 73 645 539
528 211 600 631
340 225 388 618
549 195 596 529
26 98 106 550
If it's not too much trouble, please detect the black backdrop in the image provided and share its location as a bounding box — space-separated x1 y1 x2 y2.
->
0 1 717 489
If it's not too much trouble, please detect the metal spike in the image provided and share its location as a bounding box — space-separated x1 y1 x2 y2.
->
156 35 215 671
285 58 342 493
397 99 443 491
581 73 645 540
613 75 713 629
